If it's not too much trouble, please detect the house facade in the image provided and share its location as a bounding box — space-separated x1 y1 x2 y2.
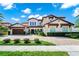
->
0 15 75 35
41 15 74 35
27 18 43 34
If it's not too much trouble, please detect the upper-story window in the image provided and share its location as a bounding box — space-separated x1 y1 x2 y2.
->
30 22 36 26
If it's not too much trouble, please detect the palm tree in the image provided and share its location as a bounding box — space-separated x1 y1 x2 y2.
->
0 13 8 35
75 15 79 27
0 13 4 22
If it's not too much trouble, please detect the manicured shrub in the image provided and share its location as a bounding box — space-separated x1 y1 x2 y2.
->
14 39 20 44
47 32 66 36
3 38 10 43
65 32 79 38
70 33 79 39
47 32 79 37
39 32 45 36
34 38 41 44
23 38 30 44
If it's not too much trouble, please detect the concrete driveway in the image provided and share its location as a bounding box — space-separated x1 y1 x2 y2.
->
0 35 79 45
40 36 79 45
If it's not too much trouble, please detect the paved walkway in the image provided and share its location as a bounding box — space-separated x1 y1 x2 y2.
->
0 35 79 45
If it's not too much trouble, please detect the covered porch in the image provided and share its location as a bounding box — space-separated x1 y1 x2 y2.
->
28 26 43 34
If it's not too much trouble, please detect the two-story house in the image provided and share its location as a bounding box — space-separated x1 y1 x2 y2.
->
23 15 74 35
0 14 74 35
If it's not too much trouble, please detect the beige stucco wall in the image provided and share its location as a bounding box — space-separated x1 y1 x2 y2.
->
29 27 42 30
51 19 68 24
42 17 50 25
43 25 50 35
42 17 74 35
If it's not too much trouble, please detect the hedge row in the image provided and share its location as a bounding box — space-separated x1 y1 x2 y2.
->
47 32 79 38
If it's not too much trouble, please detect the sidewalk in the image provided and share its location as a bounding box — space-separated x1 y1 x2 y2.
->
0 45 79 51
0 45 79 56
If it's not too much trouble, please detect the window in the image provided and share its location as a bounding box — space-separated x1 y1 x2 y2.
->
62 26 68 32
50 27 56 32
30 22 36 26
29 22 31 25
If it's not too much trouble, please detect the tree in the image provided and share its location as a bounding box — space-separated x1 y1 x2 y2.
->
0 13 8 34
0 26 8 32
75 15 79 27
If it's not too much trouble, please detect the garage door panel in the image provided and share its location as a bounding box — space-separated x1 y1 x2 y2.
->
12 29 25 35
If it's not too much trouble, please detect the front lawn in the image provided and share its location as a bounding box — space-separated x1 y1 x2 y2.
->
0 40 55 45
0 51 69 56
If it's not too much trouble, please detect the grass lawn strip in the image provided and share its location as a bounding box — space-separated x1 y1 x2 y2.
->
0 51 69 56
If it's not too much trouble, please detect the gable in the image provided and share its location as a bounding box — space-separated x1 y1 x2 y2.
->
50 19 69 24
29 18 38 22
11 23 24 27
43 17 74 25
42 16 57 25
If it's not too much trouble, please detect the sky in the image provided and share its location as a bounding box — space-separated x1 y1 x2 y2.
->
0 3 79 24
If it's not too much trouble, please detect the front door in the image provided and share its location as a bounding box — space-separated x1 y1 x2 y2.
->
31 29 35 34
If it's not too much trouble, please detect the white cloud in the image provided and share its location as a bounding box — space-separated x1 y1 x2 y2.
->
28 14 40 18
73 8 79 17
61 3 79 9
0 3 14 10
28 14 47 19
37 15 47 19
11 18 20 22
34 14 40 18
22 8 31 14
52 4 58 7
37 8 42 11
28 15 34 18
21 15 26 18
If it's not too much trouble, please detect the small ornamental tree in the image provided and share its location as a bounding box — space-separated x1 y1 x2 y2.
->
34 38 41 44
14 39 20 44
23 38 30 44
3 38 10 43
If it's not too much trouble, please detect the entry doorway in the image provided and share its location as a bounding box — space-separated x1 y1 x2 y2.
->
30 29 35 34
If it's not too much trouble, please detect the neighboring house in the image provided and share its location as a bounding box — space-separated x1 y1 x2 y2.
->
0 15 75 35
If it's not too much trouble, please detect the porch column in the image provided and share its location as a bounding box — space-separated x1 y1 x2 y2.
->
30 29 31 34
58 23 61 32
10 29 12 35
24 27 28 35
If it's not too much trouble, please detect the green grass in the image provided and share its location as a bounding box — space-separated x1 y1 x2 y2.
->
0 51 69 56
0 40 55 45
